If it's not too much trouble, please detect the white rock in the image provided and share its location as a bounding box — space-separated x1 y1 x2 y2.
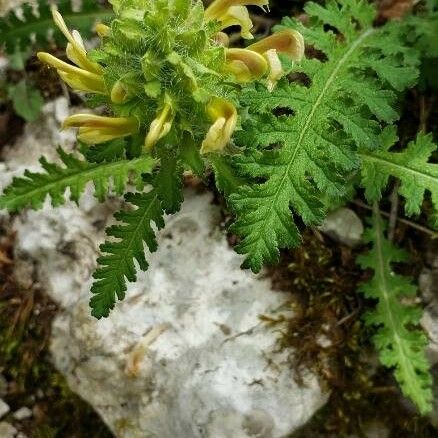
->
319 208 364 247
0 100 328 436
0 399 10 419
42 191 326 437
12 407 32 421
0 422 17 438
0 98 78 192
419 245 438 367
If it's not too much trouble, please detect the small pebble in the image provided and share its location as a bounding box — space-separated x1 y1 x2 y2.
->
319 207 364 247
0 421 17 438
13 407 32 421
0 399 10 419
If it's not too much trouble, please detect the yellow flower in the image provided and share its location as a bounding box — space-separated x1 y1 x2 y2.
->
205 0 269 40
201 98 237 154
247 29 305 61
222 29 304 89
63 114 139 144
37 53 106 94
216 6 254 40
247 29 305 90
37 6 105 95
205 0 269 20
144 102 173 151
225 48 268 82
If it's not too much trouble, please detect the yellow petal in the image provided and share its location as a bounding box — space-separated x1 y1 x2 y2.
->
38 52 106 94
144 103 173 151
248 29 305 61
205 0 269 21
58 71 106 94
264 49 283 91
225 48 268 82
216 6 254 40
77 127 130 144
51 5 102 74
63 114 138 130
63 114 139 144
201 98 237 154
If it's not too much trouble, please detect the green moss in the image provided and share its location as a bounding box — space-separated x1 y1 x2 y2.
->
265 230 437 437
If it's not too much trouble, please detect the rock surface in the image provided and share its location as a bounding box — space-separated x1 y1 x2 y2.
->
12 407 32 421
0 399 10 419
319 207 364 247
0 422 17 438
0 100 328 437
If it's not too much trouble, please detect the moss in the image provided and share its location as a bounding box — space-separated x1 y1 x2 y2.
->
265 230 436 437
0 223 112 437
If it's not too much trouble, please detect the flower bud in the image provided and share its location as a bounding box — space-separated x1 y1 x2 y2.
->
201 98 237 154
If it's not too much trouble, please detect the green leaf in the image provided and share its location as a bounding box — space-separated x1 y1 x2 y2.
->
0 0 113 54
155 148 184 214
8 80 44 122
84 139 127 163
90 189 165 318
0 148 156 212
209 154 245 197
8 47 31 70
230 0 419 272
357 205 432 414
180 134 205 177
360 129 438 216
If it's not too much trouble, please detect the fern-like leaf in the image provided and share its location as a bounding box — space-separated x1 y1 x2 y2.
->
155 148 183 214
0 148 156 211
230 0 419 272
360 128 438 217
357 205 432 414
0 0 113 54
90 189 164 319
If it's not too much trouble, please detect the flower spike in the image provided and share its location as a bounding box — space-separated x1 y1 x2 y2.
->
63 114 139 144
201 98 237 154
225 48 268 82
145 102 173 151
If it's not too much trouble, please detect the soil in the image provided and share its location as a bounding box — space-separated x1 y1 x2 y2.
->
0 223 112 437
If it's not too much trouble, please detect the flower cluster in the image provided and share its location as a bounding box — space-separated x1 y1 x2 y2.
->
38 0 304 154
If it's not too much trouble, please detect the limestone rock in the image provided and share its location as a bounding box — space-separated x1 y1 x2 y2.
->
12 407 32 421
319 208 364 247
0 399 10 419
1 100 328 436
0 422 17 438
